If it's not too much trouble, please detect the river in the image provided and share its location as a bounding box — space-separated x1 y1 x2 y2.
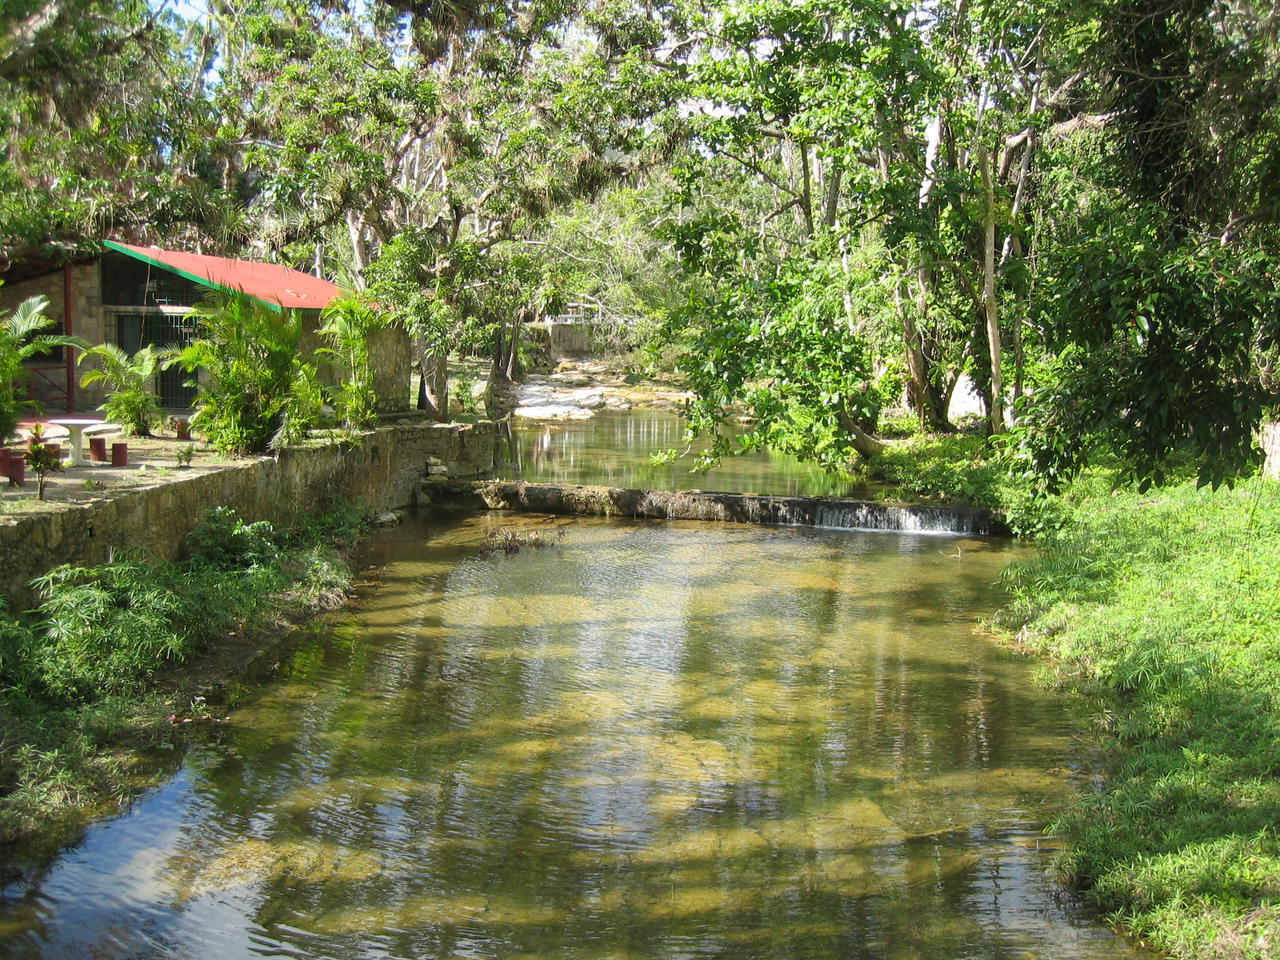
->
0 509 1152 959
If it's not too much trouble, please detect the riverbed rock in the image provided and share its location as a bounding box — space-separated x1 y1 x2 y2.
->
513 402 596 420
572 389 607 409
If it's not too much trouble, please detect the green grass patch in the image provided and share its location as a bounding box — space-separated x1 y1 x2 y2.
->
858 432 1002 504
999 478 1280 959
0 503 365 873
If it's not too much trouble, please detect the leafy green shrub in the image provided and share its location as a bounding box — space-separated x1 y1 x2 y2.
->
286 545 352 609
175 291 320 455
318 296 386 429
875 408 922 439
185 505 281 571
77 344 171 436
279 362 326 447
453 374 480 414
0 599 38 699
856 434 1000 504
285 498 365 547
30 558 211 700
24 422 63 501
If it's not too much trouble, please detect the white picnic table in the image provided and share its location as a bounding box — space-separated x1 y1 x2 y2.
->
47 418 103 465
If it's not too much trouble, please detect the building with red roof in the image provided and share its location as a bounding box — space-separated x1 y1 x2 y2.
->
0 242 409 414
103 242 341 313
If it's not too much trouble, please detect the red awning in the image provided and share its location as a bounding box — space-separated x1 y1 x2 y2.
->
105 241 340 311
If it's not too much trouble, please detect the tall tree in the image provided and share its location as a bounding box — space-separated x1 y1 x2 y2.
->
1016 0 1280 490
0 0 224 256
201 0 679 418
662 0 1074 463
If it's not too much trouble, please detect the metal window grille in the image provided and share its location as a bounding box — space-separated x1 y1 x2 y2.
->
112 313 200 407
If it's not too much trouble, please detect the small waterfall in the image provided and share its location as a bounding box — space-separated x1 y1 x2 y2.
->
806 500 1002 536
471 482 1012 537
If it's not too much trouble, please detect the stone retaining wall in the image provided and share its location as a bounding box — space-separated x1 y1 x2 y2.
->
1 419 495 607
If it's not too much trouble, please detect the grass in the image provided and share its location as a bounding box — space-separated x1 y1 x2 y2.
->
0 502 365 877
997 477 1280 959
855 432 1002 504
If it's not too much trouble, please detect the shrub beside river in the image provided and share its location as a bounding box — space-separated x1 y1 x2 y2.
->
998 478 1280 960
0 504 364 879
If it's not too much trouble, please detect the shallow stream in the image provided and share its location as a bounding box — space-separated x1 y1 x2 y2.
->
498 410 878 498
0 514 1150 959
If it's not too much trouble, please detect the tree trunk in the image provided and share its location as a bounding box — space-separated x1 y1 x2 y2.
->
347 210 370 276
1011 236 1025 404
414 334 450 422
838 412 888 458
488 328 508 388
902 258 952 431
503 310 523 383
979 147 1005 435
896 274 930 429
488 311 525 387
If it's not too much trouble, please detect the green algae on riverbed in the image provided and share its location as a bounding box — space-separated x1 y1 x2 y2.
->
0 514 1154 959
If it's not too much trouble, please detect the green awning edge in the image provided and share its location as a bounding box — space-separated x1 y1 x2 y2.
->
102 240 294 314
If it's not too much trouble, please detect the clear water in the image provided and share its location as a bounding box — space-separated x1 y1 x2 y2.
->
498 410 880 498
0 514 1150 959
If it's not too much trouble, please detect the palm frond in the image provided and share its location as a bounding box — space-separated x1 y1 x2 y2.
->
3 296 54 342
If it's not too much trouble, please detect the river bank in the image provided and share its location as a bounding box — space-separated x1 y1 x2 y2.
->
0 417 496 883
502 358 693 420
0 511 1157 960
0 503 372 884
997 477 1280 960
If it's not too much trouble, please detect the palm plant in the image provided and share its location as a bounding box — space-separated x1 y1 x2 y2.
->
0 295 90 443
173 291 321 455
318 295 386 429
77 344 172 437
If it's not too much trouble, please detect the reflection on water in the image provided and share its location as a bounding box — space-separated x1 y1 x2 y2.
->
0 515 1150 960
499 410 880 498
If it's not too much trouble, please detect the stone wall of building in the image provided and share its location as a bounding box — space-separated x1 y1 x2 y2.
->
0 419 495 606
369 324 413 412
2 262 107 411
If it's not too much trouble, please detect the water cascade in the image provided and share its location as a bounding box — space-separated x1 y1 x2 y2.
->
469 480 1012 536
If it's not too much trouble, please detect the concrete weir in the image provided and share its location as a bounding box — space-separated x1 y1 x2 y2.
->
471 481 1012 537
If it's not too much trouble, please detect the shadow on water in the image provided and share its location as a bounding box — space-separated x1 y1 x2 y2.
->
0 513 1157 960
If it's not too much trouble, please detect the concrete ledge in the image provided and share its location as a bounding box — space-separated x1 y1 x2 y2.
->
469 481 1012 537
